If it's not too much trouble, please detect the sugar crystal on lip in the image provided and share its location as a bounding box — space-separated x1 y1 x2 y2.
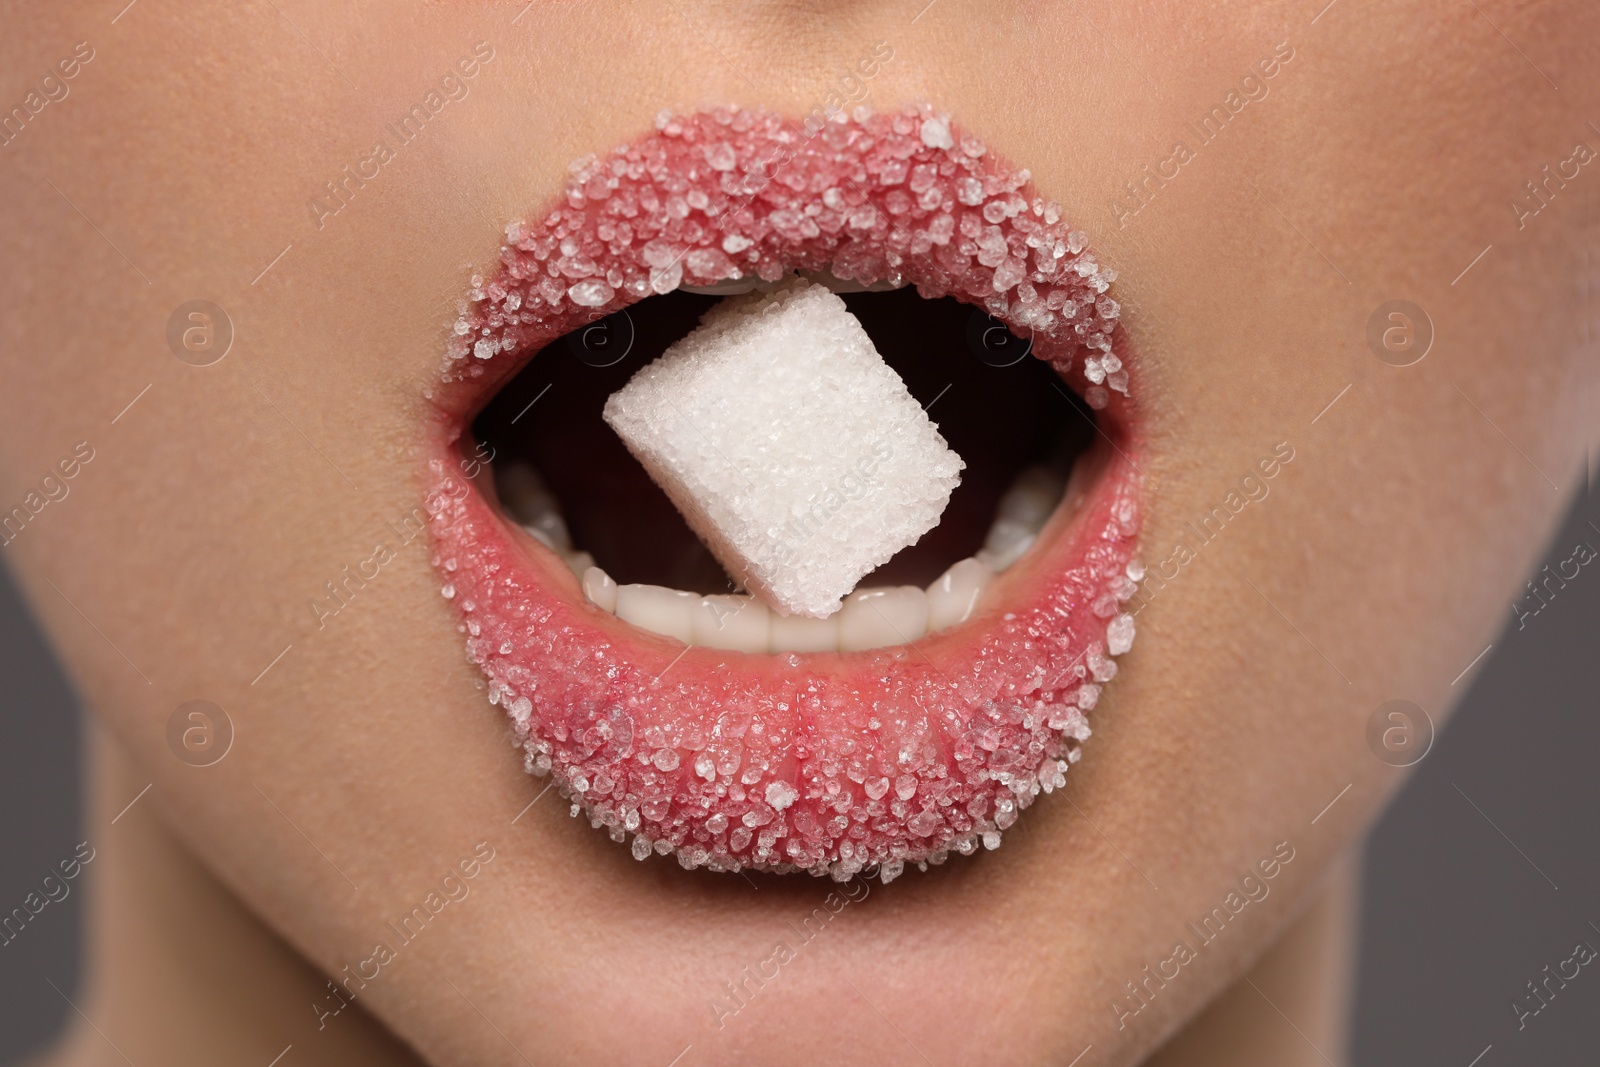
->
1106 613 1136 656
765 781 799 811
603 276 964 618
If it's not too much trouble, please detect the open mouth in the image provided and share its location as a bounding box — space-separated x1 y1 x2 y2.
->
424 105 1142 882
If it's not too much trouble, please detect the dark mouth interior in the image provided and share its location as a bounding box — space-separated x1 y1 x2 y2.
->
469 287 1096 591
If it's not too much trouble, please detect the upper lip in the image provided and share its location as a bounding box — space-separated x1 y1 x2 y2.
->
424 103 1143 882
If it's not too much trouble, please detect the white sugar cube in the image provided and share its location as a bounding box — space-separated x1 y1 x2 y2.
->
603 278 963 618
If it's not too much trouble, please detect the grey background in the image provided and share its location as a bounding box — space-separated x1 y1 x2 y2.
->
2 478 1596 1064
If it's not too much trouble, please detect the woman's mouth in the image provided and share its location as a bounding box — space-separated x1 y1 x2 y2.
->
423 104 1142 882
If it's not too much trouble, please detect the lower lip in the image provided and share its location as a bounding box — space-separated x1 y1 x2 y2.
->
424 105 1142 881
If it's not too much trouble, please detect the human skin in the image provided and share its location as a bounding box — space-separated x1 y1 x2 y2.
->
2 2 1596 1065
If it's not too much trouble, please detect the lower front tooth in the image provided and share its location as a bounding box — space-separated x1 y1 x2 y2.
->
768 611 840 654
614 583 696 643
838 587 929 651
498 462 572 551
691 595 771 653
582 566 618 612
523 513 573 553
976 517 1036 572
997 466 1066 529
802 266 907 293
926 557 994 632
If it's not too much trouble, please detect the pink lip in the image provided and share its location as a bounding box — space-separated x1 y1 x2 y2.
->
424 104 1142 882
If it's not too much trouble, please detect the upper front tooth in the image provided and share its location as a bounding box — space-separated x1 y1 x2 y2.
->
677 269 910 297
614 583 697 643
801 266 908 293
838 587 929 651
678 276 760 295
691 594 771 653
926 557 994 632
